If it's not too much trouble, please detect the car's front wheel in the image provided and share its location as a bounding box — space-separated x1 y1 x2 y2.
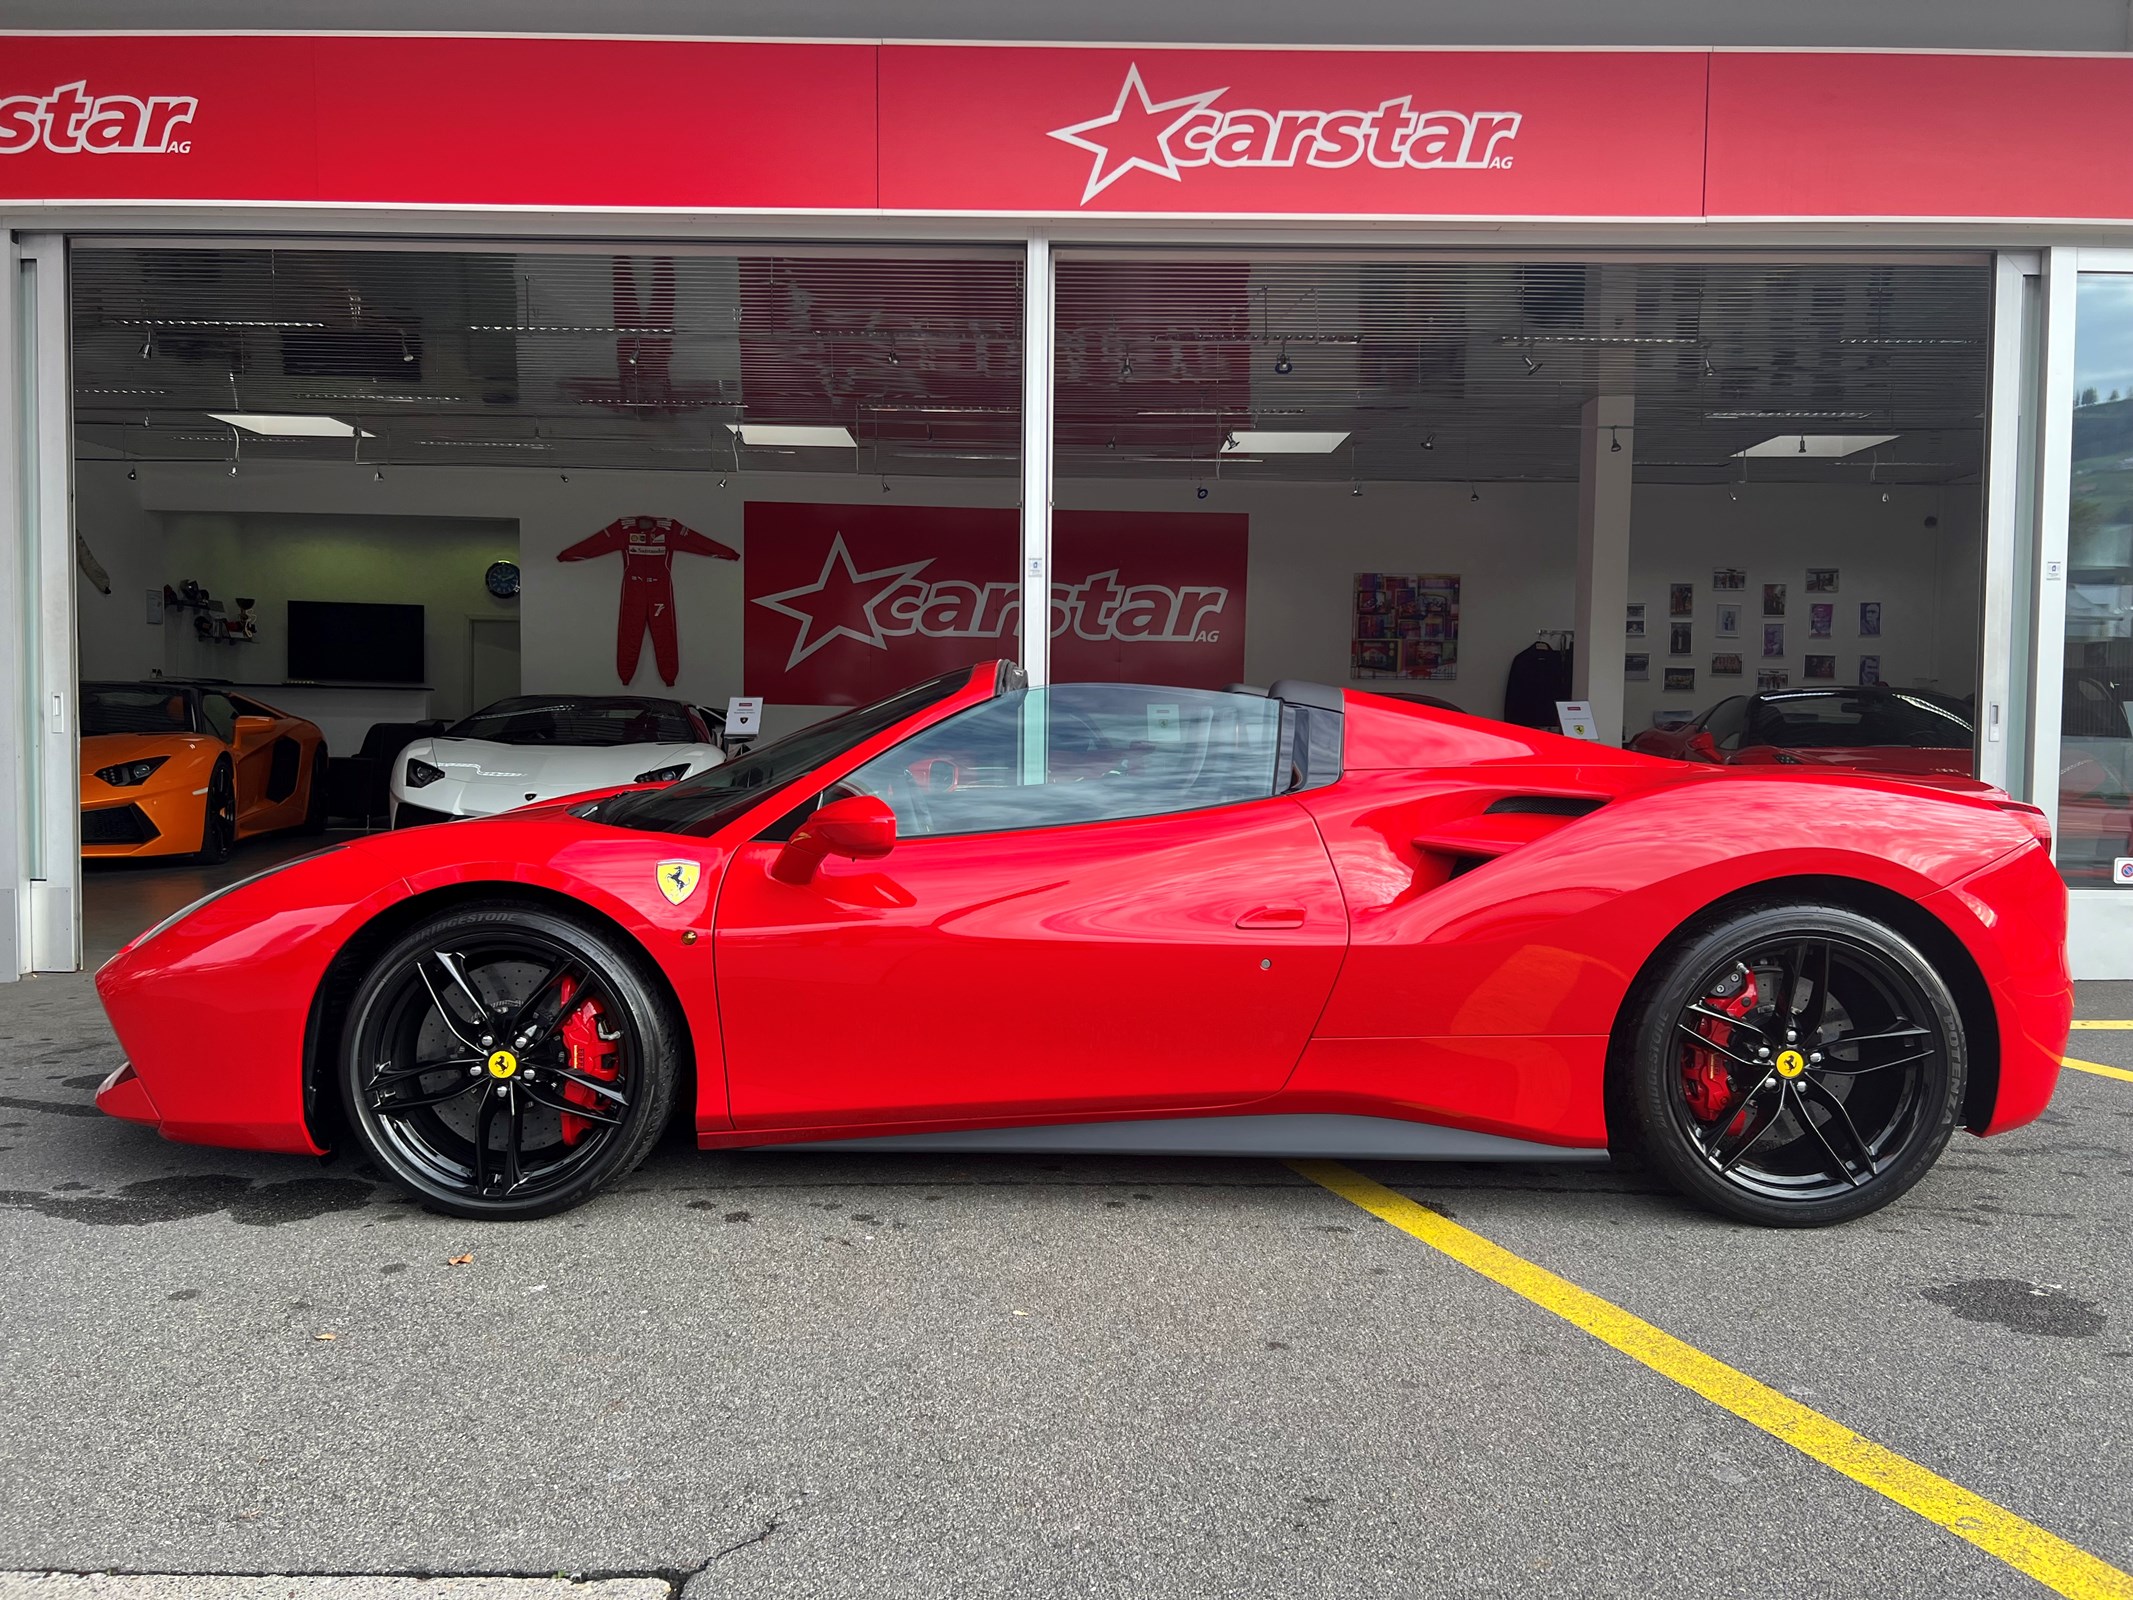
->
339 902 679 1219
1624 901 1966 1227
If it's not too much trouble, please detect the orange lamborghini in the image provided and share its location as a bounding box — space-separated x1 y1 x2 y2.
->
80 681 329 862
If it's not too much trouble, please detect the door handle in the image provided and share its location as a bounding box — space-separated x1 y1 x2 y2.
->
1236 905 1306 929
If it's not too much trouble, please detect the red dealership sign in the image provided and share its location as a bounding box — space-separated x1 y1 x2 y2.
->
878 47 1708 216
9 35 2133 221
743 503 1247 704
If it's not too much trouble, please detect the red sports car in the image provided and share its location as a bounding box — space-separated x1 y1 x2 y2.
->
93 663 2070 1228
1629 686 1975 777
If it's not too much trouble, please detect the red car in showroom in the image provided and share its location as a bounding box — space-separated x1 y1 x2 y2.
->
93 663 2070 1228
1628 686 1975 776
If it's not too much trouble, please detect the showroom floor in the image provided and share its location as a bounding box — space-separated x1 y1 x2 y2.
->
0 856 2128 1594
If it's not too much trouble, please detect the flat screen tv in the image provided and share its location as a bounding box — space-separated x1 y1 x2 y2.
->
285 600 426 685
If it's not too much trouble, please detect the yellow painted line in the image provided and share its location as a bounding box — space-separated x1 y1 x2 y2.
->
2070 1021 2133 1030
1290 1159 2133 1600
2065 1056 2133 1084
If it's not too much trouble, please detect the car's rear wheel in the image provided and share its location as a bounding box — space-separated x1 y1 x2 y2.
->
339 903 679 1219
1624 902 1965 1227
299 745 330 835
190 759 236 864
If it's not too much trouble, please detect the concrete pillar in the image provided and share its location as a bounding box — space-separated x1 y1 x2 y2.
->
1574 395 1635 745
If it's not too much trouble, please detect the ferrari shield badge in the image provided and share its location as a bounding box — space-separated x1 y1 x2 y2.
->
656 860 702 906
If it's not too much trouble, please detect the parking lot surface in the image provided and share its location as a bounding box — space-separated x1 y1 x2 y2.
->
3 955 2130 1598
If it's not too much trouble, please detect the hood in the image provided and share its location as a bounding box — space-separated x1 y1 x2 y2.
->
418 737 721 789
81 732 217 767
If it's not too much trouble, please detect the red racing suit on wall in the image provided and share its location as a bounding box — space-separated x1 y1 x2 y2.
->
556 515 739 687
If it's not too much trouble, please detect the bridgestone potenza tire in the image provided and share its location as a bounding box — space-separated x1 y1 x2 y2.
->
338 901 679 1220
1623 900 1966 1228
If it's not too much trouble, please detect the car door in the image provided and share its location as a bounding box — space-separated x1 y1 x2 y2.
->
712 683 1349 1131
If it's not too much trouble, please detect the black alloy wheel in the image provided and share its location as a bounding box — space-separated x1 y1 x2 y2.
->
339 903 678 1219
193 758 236 864
1625 902 1965 1227
299 746 330 835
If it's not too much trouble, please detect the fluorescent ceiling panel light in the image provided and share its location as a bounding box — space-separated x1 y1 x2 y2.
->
1705 409 1871 422
1732 433 1898 459
729 424 857 449
1219 430 1350 454
208 412 373 438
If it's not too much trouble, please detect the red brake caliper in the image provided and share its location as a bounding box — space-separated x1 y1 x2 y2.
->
1684 964 1759 1134
555 977 621 1145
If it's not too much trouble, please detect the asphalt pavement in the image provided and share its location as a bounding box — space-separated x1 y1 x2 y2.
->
2 943 2130 1598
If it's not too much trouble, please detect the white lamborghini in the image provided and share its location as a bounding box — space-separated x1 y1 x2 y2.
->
390 695 726 826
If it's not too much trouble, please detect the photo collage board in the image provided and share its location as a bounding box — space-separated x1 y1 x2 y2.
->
1354 572 1462 680
1631 566 1885 709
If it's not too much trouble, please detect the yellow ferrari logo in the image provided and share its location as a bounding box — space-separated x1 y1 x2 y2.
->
657 860 702 906
485 1049 519 1080
1775 1049 1807 1079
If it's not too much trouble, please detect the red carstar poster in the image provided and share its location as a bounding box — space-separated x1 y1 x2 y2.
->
742 503 1247 703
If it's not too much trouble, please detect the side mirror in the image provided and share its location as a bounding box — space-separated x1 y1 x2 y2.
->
234 713 275 741
1686 730 1721 761
771 793 897 884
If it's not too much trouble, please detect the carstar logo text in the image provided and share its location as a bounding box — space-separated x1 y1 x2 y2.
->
1050 63 1520 204
0 81 197 155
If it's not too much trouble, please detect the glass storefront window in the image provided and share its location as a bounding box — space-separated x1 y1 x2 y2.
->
2062 276 2133 886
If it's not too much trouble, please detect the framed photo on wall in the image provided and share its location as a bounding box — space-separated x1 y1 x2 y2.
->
1669 583 1695 617
1625 652 1650 682
1806 568 1840 593
1664 667 1696 693
1762 583 1787 617
1763 623 1785 657
1859 601 1882 637
1353 572 1461 680
1758 668 1790 690
1716 603 1741 638
1805 654 1836 680
1809 602 1833 639
1712 567 1746 592
1626 603 1646 638
1712 652 1743 676
1859 654 1882 685
1670 622 1692 655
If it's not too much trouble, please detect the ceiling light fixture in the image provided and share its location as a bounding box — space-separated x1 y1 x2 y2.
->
1197 483 1209 500
1470 486 1481 503
1350 482 1362 498
1219 430 1350 454
1499 333 1706 348
399 332 414 363
207 412 374 439
1121 359 1134 379
728 424 858 449
1421 433 1435 450
1610 427 1622 454
1523 356 1543 376
1733 433 1899 460
139 331 153 360
1274 345 1293 376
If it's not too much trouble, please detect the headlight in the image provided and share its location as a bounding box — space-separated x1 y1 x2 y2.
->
405 757 445 789
95 756 168 787
634 763 690 784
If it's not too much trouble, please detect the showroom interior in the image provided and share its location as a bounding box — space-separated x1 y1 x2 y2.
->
52 241 2011 957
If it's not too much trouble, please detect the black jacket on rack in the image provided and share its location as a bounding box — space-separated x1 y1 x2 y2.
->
1504 640 1573 728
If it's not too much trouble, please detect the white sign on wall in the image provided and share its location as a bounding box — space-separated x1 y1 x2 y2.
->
2114 857 2133 887
725 696 763 738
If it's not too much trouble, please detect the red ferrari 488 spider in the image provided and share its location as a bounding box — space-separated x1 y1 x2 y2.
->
94 662 2071 1227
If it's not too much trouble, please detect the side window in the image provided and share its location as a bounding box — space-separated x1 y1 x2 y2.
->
1701 696 1749 752
837 684 1284 840
227 695 274 720
200 693 238 743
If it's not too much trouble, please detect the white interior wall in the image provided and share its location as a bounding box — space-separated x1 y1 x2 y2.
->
1623 484 1982 732
72 465 164 681
77 460 1984 742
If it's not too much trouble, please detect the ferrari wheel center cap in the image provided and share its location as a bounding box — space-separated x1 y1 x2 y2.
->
486 1048 519 1080
1774 1049 1807 1079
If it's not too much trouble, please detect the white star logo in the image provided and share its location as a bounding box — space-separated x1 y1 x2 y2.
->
752 533 933 670
1048 63 1226 205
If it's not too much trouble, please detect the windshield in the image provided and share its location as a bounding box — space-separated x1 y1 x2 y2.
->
82 685 195 737
592 667 981 838
1746 691 1974 750
447 697 698 747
